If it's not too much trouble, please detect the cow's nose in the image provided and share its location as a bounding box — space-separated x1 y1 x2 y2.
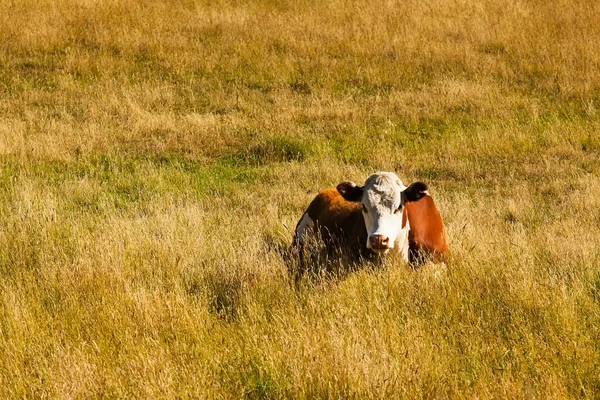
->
369 234 390 250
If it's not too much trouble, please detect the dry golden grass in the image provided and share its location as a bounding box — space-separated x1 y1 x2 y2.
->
1 0 600 398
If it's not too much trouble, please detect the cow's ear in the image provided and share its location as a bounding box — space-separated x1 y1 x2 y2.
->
404 181 429 202
337 181 363 202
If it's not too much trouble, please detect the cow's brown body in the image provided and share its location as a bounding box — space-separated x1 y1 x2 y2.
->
294 188 367 253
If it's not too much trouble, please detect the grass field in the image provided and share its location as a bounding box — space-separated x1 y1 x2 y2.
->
1 0 600 397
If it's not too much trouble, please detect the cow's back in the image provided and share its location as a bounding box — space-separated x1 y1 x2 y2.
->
403 195 448 262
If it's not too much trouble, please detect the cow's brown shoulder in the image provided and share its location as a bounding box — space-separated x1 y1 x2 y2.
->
404 195 448 262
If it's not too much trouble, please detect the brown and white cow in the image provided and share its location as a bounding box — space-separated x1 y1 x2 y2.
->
293 172 447 263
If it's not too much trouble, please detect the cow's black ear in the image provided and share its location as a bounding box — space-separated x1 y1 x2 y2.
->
404 181 429 202
337 181 363 202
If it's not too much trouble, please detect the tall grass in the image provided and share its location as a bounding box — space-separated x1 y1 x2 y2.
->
0 0 599 397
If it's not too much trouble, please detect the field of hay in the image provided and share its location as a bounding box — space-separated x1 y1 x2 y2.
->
1 0 600 397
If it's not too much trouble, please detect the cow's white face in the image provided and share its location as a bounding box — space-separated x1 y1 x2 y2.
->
337 172 428 255
360 172 406 253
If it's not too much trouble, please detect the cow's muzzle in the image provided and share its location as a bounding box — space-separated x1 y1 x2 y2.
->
368 234 391 252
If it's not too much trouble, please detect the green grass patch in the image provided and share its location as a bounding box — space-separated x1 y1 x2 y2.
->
224 136 311 166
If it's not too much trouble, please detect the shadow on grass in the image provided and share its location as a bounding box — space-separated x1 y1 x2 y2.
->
273 235 391 288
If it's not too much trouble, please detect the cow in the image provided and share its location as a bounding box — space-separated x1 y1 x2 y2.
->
293 171 447 264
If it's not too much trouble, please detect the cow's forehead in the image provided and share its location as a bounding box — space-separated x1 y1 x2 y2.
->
362 172 406 207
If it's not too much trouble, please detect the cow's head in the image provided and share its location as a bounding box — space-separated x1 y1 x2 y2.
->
337 172 428 253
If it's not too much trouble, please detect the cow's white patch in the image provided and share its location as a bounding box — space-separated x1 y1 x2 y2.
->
361 172 411 260
396 218 410 261
294 212 313 246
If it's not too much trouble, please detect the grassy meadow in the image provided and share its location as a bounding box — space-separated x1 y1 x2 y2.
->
1 0 600 397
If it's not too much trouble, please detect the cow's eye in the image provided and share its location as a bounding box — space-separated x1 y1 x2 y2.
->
362 204 368 213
